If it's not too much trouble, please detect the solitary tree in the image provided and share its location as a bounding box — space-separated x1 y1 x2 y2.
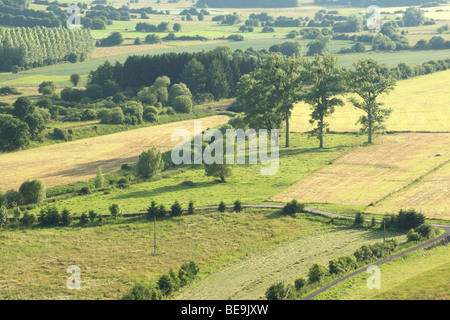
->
19 179 46 205
94 167 104 189
303 55 346 148
205 162 232 183
173 23 181 32
137 147 164 179
70 74 80 87
348 58 396 143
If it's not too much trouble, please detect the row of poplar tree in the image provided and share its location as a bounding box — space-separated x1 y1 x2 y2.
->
0 26 95 72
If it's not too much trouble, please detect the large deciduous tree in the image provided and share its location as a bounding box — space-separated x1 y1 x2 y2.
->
303 55 346 148
348 58 396 144
237 53 303 147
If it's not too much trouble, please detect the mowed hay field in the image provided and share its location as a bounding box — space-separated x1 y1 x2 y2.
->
175 227 405 300
273 133 450 219
291 70 450 133
0 115 229 191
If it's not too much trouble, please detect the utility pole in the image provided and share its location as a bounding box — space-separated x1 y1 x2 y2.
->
383 220 386 243
154 216 156 255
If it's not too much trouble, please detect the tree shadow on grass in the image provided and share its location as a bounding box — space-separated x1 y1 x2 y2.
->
278 145 349 158
112 180 219 200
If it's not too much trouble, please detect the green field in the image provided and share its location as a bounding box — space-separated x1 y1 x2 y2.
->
30 132 367 215
0 209 344 299
314 244 450 300
1 0 449 301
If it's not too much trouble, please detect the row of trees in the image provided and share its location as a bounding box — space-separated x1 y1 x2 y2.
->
123 261 200 300
237 54 397 148
0 26 94 72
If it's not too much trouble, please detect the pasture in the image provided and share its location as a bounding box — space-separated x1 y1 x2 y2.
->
368 159 450 219
0 208 405 300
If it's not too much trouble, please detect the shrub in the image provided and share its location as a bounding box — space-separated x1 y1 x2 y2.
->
39 206 61 226
353 245 373 263
137 147 164 179
79 213 89 225
121 164 131 170
294 278 307 291
407 228 421 242
178 261 200 287
158 205 167 217
19 180 46 205
396 209 426 229
61 209 73 226
147 201 159 218
0 206 8 226
172 95 193 113
109 204 122 219
88 210 98 223
78 186 92 195
157 274 174 296
416 224 436 239
170 201 183 217
282 200 304 216
308 263 328 283
117 177 130 189
354 212 365 227
123 281 163 300
329 255 358 275
233 200 243 212
218 201 226 213
188 201 195 215
265 282 294 300
21 212 36 226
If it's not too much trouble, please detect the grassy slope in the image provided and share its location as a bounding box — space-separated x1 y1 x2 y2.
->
314 244 450 300
31 133 368 215
0 209 329 300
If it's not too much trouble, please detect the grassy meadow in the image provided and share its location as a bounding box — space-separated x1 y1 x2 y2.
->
0 208 390 300
27 132 368 215
314 244 450 300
